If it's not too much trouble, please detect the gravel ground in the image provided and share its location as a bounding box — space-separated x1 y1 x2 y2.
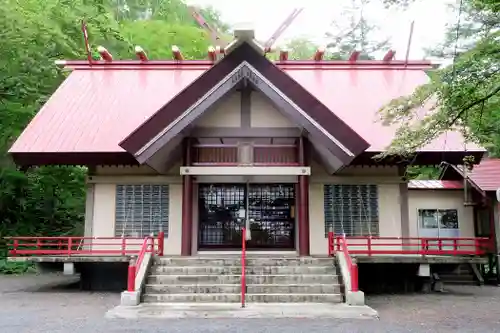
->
1 274 500 333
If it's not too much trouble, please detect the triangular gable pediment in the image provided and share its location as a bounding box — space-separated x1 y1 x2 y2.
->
119 42 369 168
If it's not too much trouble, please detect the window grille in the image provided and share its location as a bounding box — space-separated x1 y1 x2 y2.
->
324 184 379 237
115 184 169 237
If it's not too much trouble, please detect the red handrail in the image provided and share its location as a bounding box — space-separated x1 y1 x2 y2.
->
328 232 358 292
241 227 247 308
127 236 157 292
157 231 165 256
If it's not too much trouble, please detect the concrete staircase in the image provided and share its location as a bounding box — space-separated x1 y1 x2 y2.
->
142 256 343 303
435 263 482 286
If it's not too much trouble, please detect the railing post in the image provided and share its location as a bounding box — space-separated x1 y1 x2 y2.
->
127 258 136 292
351 264 359 292
121 237 126 256
474 238 480 255
453 239 458 255
367 237 372 256
67 238 72 256
158 231 165 256
420 238 426 255
12 239 18 256
328 232 333 256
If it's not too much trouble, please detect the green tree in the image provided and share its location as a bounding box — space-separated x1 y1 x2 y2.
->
325 0 391 59
0 0 229 273
378 0 500 159
122 20 211 59
283 38 319 60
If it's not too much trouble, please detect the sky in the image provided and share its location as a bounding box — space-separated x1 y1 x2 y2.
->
187 0 457 60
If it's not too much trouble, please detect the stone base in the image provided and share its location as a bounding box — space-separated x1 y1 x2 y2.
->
121 291 140 306
346 290 365 306
63 263 75 275
106 302 379 319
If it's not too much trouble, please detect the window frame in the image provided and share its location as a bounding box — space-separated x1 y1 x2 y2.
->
417 208 459 230
323 184 379 237
114 184 169 238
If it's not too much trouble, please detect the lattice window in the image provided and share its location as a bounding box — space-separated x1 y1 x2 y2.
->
115 185 169 237
324 184 379 237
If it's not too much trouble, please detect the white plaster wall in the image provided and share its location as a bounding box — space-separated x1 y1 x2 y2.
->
92 183 116 238
164 184 182 255
408 190 474 238
250 91 295 128
196 92 241 127
309 162 403 255
88 177 182 255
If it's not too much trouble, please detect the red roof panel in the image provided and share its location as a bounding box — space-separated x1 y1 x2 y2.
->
9 62 484 156
10 69 204 153
468 158 500 192
408 180 464 190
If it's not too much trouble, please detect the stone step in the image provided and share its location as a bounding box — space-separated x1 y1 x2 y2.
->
145 284 241 294
147 274 339 285
142 293 240 303
142 293 342 303
151 265 337 275
439 274 475 281
154 257 335 267
144 283 341 294
247 284 341 294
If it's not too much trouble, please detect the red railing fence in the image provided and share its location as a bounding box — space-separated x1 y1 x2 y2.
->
327 233 491 292
330 235 490 256
7 231 165 257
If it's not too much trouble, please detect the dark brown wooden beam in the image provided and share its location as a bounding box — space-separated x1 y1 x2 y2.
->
191 127 301 138
298 136 310 256
181 138 193 256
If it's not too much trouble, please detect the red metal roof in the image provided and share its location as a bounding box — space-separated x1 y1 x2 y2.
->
9 59 484 158
467 158 500 192
408 180 464 190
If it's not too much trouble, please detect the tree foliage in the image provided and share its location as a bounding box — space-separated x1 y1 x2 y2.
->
325 0 391 59
378 0 500 158
0 0 226 273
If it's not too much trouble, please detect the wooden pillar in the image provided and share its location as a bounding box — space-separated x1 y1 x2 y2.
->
181 138 193 256
298 136 310 256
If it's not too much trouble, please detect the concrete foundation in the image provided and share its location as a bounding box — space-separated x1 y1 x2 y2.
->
106 302 379 319
63 263 75 275
346 290 365 306
121 291 141 306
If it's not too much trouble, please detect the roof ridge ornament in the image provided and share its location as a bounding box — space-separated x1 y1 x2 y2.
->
225 24 264 56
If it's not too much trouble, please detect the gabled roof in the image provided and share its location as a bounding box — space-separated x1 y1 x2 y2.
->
9 42 485 167
120 42 369 166
440 158 500 193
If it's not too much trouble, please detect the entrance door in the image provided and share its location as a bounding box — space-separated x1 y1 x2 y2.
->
198 183 296 249
247 184 295 249
198 184 246 249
